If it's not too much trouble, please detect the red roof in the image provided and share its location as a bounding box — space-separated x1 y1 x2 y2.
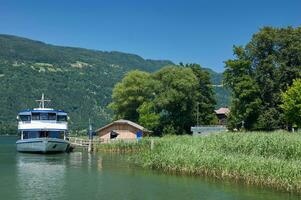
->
214 107 230 115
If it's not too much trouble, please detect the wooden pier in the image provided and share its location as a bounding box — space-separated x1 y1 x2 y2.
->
68 137 138 151
69 137 104 147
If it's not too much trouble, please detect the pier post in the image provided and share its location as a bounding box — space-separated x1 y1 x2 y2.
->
151 139 154 151
88 119 94 153
88 138 92 152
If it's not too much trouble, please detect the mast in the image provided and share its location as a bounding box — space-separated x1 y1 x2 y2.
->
36 93 51 108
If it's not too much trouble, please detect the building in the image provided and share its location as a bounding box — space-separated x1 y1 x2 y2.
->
191 126 227 135
214 107 230 125
95 119 150 141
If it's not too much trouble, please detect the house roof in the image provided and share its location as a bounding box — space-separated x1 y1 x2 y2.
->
214 107 230 115
95 119 149 133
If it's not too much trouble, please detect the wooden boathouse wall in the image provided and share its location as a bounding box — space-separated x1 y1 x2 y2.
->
96 119 149 140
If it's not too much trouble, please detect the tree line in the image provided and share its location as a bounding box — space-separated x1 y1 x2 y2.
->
111 26 301 133
109 64 216 135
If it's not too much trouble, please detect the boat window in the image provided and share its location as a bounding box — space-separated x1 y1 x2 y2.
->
19 115 31 121
32 113 40 120
40 113 48 120
48 113 56 120
23 131 64 139
39 131 48 138
31 113 57 120
57 115 67 122
48 131 64 139
23 131 39 139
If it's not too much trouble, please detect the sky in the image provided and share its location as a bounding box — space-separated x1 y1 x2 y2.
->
0 0 300 72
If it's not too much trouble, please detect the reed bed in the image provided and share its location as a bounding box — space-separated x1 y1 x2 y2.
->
97 131 301 193
94 139 151 153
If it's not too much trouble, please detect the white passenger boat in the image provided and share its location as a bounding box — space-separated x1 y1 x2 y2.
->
16 94 70 153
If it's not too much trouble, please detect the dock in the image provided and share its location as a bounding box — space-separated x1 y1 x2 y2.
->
68 137 104 148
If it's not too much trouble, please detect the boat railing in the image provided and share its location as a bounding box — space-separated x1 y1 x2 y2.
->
19 120 67 124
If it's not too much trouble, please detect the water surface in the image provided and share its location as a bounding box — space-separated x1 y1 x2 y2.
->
0 136 300 200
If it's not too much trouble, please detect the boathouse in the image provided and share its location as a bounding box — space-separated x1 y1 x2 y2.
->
214 107 230 125
95 119 150 141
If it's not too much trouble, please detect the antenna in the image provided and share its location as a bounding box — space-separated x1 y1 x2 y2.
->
36 93 51 108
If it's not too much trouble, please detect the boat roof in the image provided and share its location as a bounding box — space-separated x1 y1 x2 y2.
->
18 108 67 115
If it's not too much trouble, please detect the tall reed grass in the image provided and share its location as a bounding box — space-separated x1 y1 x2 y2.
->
96 131 301 193
95 139 151 153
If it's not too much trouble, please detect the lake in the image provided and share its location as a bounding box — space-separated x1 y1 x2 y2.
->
0 136 300 200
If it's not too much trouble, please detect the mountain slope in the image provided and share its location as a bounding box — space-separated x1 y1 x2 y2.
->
0 34 174 133
0 34 229 134
203 68 230 107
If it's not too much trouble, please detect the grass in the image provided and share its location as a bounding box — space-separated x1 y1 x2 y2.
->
94 139 151 153
95 131 301 193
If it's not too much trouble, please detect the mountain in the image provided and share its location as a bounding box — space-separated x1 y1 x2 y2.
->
0 34 229 134
203 68 231 108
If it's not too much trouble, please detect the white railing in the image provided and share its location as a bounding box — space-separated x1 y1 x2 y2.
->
68 137 138 147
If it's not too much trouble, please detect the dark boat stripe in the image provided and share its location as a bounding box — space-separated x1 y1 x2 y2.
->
16 141 43 144
16 140 69 144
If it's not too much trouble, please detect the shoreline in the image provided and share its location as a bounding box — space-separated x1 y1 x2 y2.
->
95 132 301 194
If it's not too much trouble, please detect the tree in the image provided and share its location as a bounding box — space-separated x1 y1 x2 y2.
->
184 63 216 124
108 70 156 122
152 66 199 134
137 102 160 131
281 79 301 129
224 56 262 130
109 65 217 135
224 26 301 130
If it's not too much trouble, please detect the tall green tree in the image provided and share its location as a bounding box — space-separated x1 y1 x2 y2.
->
224 26 301 130
281 79 301 129
184 63 216 124
152 66 199 134
110 65 216 135
224 50 262 130
137 101 160 131
108 70 156 122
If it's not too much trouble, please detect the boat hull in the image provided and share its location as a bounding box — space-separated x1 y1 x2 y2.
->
16 138 70 153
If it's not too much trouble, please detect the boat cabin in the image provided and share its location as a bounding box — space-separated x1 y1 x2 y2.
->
17 109 68 140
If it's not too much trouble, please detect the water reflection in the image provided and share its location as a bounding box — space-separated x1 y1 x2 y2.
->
0 137 296 200
16 154 67 200
68 151 83 168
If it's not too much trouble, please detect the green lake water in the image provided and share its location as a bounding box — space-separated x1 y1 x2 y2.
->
1 136 300 200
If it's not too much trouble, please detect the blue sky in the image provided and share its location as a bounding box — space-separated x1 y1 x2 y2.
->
0 0 300 72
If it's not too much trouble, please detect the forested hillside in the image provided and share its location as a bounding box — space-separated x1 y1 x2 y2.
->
0 34 228 134
203 68 230 107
